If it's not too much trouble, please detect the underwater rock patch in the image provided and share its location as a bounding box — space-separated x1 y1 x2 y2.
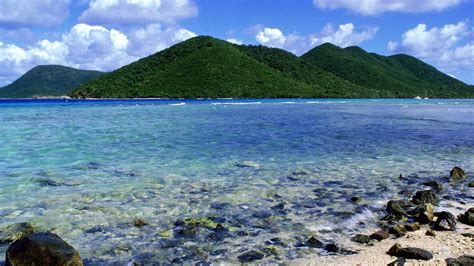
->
0 223 34 244
237 250 265 262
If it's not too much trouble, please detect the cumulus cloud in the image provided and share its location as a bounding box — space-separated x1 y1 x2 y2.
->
0 0 70 27
388 21 473 75
255 28 286 48
127 24 196 56
254 23 378 55
313 0 462 15
0 23 197 86
79 0 198 26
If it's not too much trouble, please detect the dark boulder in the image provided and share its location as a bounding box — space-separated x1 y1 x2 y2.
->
370 230 390 241
450 167 467 181
386 200 407 219
351 234 370 244
387 243 433 260
410 204 434 224
468 181 474 188
5 232 83 266
458 208 474 226
411 190 439 205
422 180 442 191
434 211 457 231
387 257 406 266
0 223 34 244
388 224 406 237
404 223 420 232
237 250 265 262
306 236 324 248
446 255 474 266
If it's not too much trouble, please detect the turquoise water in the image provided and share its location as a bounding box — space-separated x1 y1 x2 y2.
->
0 99 473 264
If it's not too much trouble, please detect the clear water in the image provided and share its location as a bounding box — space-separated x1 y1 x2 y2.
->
0 99 473 264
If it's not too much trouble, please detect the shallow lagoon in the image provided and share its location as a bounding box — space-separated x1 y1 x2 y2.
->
0 99 473 264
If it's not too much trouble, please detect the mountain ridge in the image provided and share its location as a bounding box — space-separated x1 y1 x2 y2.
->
0 65 104 98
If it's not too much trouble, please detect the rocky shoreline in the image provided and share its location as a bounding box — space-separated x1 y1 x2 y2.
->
0 166 472 265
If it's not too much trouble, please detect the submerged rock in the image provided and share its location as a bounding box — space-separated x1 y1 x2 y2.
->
350 196 362 204
446 255 474 266
434 211 457 231
0 223 34 244
450 167 467 181
237 250 265 262
411 190 439 205
132 218 148 227
235 161 260 168
306 236 324 248
422 180 442 191
370 230 390 241
386 200 414 220
261 245 282 256
351 234 370 244
458 208 474 226
5 232 83 266
387 243 433 260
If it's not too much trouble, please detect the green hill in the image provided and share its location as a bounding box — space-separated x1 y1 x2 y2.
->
73 37 472 99
71 36 324 98
0 65 104 98
235 44 385 97
301 43 473 98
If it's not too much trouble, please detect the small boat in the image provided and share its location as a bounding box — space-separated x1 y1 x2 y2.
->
413 96 422 99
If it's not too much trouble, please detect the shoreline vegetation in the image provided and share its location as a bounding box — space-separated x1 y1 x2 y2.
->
1 167 472 265
1 36 473 99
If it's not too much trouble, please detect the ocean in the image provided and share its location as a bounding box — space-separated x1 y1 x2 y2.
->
0 98 473 263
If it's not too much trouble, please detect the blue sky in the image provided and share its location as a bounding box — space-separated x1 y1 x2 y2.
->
0 0 473 86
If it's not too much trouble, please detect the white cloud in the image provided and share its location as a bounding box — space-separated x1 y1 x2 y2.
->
127 24 196 56
0 0 70 27
256 28 287 48
254 23 378 55
388 21 473 78
311 23 378 48
313 0 462 15
79 0 198 26
0 23 197 86
226 38 243 45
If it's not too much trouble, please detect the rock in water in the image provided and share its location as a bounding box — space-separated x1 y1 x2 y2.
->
434 211 457 231
450 166 467 181
422 180 442 191
306 236 324 248
5 232 83 266
351 234 370 244
0 223 34 244
411 204 434 224
458 208 474 226
411 190 439 205
387 244 433 260
237 250 264 262
386 200 407 219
